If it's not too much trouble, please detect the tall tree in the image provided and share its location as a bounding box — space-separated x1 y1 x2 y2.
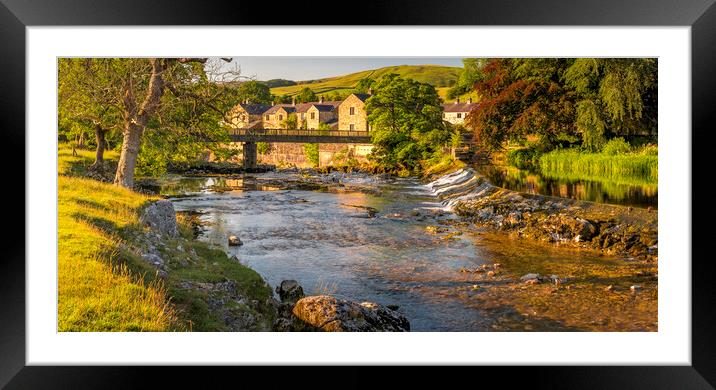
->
365 74 448 170
58 57 238 188
58 59 122 168
464 58 657 151
236 80 272 104
295 87 317 103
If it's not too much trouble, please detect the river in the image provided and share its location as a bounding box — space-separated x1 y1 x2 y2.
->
473 163 658 209
159 171 657 331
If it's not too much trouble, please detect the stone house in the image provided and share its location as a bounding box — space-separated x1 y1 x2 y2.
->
338 93 371 131
263 104 296 128
442 97 478 125
306 97 341 129
226 100 271 129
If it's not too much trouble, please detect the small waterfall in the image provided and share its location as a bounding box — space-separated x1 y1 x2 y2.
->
422 168 493 211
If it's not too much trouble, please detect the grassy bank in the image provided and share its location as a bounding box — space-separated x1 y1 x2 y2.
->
58 144 275 331
539 148 658 185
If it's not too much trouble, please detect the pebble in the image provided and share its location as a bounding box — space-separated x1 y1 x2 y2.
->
630 285 643 292
487 271 496 277
605 285 613 292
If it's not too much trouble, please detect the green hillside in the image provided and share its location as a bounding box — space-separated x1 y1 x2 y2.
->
270 65 462 98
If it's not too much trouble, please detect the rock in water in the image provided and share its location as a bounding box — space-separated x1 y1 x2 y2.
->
292 295 410 332
276 280 305 303
228 235 243 246
140 200 178 237
520 273 541 282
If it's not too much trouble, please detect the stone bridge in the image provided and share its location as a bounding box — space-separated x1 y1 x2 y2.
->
228 128 372 168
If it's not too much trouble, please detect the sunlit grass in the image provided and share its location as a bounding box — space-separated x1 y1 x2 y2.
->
539 148 658 185
57 175 179 331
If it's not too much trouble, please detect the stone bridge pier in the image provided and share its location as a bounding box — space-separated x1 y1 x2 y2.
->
243 141 257 169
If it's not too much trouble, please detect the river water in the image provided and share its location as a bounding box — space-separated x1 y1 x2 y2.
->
473 163 658 209
160 170 657 331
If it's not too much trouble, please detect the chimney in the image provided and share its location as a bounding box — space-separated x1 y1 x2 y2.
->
467 97 472 104
455 97 460 104
291 97 296 106
367 87 373 95
271 100 275 106
319 96 324 103
245 98 250 104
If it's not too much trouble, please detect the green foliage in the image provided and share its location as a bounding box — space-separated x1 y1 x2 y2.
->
295 87 317 103
317 122 332 131
507 147 542 170
465 58 657 152
281 113 298 129
365 73 450 171
257 142 272 155
447 58 488 99
601 137 632 155
58 58 241 178
539 148 657 184
262 79 296 88
576 100 606 151
236 80 272 104
354 78 375 94
303 143 320 167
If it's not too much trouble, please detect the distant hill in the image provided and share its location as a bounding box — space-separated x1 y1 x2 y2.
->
270 65 462 99
262 79 297 88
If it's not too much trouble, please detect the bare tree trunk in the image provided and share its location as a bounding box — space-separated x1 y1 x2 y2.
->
91 123 106 168
114 59 166 189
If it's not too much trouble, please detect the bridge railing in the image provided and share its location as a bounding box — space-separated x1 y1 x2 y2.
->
229 128 370 138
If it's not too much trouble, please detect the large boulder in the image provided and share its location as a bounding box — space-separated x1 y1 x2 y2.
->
276 280 305 303
292 295 410 332
140 200 178 237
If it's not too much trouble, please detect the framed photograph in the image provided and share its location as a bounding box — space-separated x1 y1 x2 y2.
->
3 0 715 387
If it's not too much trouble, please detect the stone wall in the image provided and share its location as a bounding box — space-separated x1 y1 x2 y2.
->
252 142 374 168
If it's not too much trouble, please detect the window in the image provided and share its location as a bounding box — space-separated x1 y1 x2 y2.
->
301 113 305 119
457 113 462 118
349 124 355 131
310 112 315 119
279 114 283 120
265 115 269 120
349 107 355 115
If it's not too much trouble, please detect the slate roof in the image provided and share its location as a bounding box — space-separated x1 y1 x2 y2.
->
264 104 296 115
237 103 272 115
312 104 339 112
352 93 371 102
442 102 479 113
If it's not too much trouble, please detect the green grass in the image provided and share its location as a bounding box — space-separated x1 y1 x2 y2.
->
58 143 274 331
58 143 118 176
270 65 461 97
539 148 658 186
58 175 177 331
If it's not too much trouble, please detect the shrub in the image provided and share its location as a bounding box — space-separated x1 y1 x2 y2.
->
507 148 542 169
601 137 632 155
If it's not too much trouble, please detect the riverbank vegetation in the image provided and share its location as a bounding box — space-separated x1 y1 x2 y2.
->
58 143 274 331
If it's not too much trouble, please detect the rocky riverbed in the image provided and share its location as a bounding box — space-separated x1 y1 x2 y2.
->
140 166 658 331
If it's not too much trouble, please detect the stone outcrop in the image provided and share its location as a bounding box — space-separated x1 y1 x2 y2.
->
276 280 305 304
291 295 410 332
140 200 178 237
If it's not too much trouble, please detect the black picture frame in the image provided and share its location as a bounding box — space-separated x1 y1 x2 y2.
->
2 0 714 387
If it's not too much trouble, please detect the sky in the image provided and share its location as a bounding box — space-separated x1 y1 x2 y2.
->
221 57 464 81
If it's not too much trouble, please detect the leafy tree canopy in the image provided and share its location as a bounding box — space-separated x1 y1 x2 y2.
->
295 87 317 103
464 58 657 151
365 74 450 171
235 80 272 105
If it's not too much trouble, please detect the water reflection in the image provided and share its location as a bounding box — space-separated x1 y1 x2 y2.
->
473 164 657 209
